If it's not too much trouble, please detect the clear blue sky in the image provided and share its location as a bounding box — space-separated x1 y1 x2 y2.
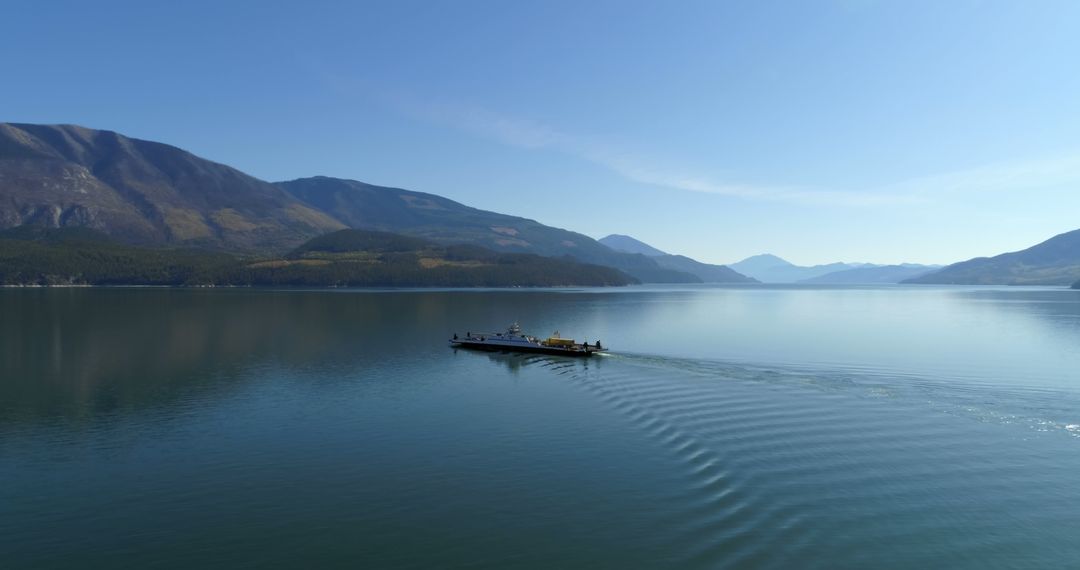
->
4 0 1080 265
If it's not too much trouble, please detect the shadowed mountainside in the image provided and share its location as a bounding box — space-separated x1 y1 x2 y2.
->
277 176 700 283
651 254 757 283
906 229 1080 285
598 234 756 283
598 234 668 256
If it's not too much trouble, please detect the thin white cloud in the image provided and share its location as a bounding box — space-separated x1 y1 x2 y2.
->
880 152 1080 198
391 95 1080 208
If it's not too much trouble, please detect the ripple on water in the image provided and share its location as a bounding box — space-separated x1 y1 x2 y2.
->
505 351 1080 568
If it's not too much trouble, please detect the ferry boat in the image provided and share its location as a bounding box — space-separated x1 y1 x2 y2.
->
449 323 605 357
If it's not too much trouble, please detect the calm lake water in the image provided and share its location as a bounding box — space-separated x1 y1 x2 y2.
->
3 285 1080 568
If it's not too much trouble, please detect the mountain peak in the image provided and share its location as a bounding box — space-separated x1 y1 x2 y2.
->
598 234 667 256
729 254 886 283
733 253 794 268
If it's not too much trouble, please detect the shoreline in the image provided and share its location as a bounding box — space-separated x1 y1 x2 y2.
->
0 283 628 290
3 282 1076 290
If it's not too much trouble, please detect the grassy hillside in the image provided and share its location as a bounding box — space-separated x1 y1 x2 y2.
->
906 229 1080 285
0 227 238 286
0 228 635 287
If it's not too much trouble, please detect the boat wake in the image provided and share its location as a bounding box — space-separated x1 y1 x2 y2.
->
595 351 1080 440
479 350 1080 568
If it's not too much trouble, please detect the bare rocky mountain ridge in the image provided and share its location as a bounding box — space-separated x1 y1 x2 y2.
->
0 123 345 252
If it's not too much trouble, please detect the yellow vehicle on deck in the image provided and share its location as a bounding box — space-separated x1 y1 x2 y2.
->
543 332 576 348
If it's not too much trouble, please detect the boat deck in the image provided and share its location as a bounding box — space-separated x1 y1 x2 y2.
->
449 324 606 357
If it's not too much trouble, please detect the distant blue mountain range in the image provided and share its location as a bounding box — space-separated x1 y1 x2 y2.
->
729 254 939 284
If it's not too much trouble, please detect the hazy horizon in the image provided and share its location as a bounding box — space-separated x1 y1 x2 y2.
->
4 1 1079 266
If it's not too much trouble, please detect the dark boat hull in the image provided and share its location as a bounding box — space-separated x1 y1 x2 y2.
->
449 340 600 357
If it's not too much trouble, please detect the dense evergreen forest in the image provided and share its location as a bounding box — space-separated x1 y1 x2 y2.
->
0 228 636 287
